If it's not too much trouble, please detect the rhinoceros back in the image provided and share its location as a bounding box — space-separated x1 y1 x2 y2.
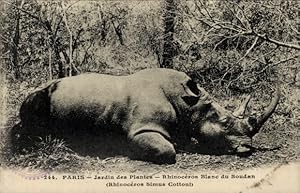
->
49 74 130 131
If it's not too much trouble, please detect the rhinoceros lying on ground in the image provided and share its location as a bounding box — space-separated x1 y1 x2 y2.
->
18 68 279 164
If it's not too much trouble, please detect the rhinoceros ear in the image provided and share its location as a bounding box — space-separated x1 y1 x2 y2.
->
182 79 200 97
181 79 200 106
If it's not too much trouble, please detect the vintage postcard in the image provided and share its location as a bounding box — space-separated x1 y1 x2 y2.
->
0 0 299 193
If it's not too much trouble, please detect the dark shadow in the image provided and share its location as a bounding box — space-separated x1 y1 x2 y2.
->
250 146 281 152
177 135 236 156
179 140 282 157
10 123 280 163
9 123 133 159
64 132 132 158
179 143 235 156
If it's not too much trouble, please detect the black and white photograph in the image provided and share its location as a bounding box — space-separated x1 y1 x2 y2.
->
0 0 299 192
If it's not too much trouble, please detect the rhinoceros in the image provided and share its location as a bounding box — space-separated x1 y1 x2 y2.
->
17 68 279 164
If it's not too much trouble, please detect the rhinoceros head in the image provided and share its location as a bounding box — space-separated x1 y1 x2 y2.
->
184 82 280 155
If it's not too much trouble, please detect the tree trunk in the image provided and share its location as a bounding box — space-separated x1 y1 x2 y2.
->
12 0 24 79
48 47 52 80
68 31 73 77
61 3 73 77
161 0 176 69
54 49 65 78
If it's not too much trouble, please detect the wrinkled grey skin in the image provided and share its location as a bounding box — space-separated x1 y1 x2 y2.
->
19 68 279 164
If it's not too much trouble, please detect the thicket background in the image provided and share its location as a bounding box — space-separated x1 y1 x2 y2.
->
0 0 299 171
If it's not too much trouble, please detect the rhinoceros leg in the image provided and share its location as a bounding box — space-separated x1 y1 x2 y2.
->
128 127 176 164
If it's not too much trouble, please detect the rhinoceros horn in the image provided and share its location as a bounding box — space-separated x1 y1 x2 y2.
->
248 89 280 136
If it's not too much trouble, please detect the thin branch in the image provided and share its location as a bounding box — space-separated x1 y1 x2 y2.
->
237 36 259 63
253 32 300 50
230 54 299 86
61 2 73 76
53 16 63 38
255 54 299 75
226 0 252 30
66 0 80 11
0 51 10 57
210 23 300 50
3 0 39 20
249 46 279 65
3 0 52 32
223 1 247 30
184 1 300 51
197 0 214 22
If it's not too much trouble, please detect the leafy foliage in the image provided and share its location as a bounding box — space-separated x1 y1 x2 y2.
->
175 0 299 94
